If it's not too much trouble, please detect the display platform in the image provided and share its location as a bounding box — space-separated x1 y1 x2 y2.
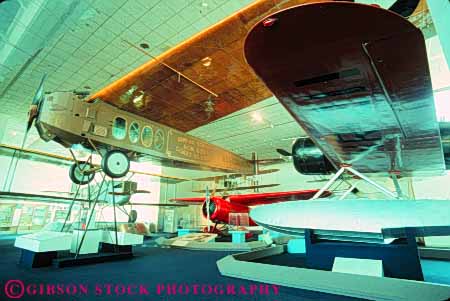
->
53 246 133 268
419 246 450 261
14 231 72 252
217 245 450 301
156 233 271 251
14 230 143 268
14 231 73 268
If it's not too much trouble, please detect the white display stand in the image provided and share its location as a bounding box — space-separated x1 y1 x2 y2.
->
332 257 384 277
71 229 102 254
102 231 143 245
424 236 450 248
15 231 72 252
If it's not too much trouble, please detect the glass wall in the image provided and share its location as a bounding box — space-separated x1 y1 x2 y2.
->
0 145 163 235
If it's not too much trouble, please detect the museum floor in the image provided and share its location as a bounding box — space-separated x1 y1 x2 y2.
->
0 236 449 301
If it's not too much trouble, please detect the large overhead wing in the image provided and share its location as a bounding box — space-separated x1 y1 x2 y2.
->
88 0 327 132
245 2 445 176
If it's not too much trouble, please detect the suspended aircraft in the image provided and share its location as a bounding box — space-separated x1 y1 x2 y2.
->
18 0 430 238
244 0 450 197
23 0 424 183
243 0 450 238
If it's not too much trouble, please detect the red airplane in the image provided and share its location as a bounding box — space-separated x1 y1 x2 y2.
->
171 189 331 232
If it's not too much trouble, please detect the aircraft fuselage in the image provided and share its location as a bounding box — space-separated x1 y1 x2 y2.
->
36 92 253 173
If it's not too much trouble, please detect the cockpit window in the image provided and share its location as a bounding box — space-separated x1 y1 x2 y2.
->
112 117 127 140
141 126 153 147
129 122 140 143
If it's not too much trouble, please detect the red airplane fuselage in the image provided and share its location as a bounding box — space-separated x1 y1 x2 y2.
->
174 189 331 227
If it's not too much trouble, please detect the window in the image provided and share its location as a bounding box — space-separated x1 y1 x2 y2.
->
141 126 153 147
129 122 140 143
154 129 165 150
112 117 127 140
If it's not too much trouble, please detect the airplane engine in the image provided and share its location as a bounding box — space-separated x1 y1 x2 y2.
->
292 138 335 175
202 197 257 226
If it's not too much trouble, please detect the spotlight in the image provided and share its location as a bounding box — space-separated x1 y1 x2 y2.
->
251 111 263 123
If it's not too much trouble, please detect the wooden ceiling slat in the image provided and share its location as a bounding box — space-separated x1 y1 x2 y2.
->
88 0 320 132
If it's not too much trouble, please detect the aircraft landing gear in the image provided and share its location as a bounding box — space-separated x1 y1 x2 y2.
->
69 162 95 185
101 149 130 178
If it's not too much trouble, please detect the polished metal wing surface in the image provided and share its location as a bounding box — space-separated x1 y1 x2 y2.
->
244 2 445 176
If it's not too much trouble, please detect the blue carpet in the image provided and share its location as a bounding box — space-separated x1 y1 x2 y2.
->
0 238 366 301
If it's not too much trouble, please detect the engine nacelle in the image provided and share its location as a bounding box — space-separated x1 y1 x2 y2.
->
292 138 335 175
202 197 256 226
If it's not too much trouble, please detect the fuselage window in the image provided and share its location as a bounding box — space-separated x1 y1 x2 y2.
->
112 117 127 140
129 122 140 143
141 126 153 147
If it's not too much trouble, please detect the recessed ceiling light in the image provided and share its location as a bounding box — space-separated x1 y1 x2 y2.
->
140 43 150 49
251 111 263 123
201 56 212 67
201 2 208 7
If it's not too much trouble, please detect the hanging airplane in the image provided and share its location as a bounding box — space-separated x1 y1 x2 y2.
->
242 0 450 233
24 0 426 186
18 0 429 232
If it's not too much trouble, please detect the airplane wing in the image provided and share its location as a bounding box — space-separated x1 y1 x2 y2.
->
225 189 330 206
170 197 205 204
192 168 280 182
171 189 329 206
192 183 280 193
87 0 327 132
0 191 188 207
245 2 445 176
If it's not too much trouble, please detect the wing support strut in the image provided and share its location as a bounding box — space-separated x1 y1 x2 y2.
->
311 164 399 200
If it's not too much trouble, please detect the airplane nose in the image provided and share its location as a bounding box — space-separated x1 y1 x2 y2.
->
202 200 216 217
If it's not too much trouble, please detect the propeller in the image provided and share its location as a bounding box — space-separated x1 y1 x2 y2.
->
205 186 211 232
2 74 47 191
27 74 47 132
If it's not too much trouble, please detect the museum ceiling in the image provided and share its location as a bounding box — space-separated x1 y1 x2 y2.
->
0 0 447 160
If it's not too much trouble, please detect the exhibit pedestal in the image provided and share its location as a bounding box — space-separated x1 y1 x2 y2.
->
53 251 133 268
229 231 248 244
71 229 102 255
19 250 57 268
332 257 383 277
304 228 424 281
177 229 191 236
287 238 306 254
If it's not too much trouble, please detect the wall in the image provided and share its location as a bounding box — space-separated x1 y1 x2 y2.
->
0 149 163 232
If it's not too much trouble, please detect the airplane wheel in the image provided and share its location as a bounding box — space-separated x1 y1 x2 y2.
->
102 150 130 178
69 162 94 185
